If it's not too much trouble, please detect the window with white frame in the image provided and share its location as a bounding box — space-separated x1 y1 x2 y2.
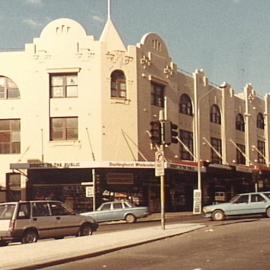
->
111 70 126 99
179 129 193 161
257 113 264 130
0 119 20 154
235 113 245 132
50 74 78 98
0 76 20 99
179 94 193 115
151 82 164 107
210 137 222 164
257 140 266 164
210 104 221 124
50 117 78 141
236 143 245 165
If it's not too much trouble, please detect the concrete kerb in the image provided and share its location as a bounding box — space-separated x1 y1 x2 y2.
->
1 223 205 270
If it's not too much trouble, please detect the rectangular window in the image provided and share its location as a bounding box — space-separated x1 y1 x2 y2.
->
179 130 194 161
210 137 222 164
0 119 20 154
151 82 164 107
50 117 78 141
50 74 78 98
257 140 266 164
236 144 246 165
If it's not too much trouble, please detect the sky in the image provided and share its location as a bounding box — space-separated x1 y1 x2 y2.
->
1 0 270 96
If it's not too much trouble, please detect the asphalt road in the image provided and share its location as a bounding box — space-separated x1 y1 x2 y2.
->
40 217 270 270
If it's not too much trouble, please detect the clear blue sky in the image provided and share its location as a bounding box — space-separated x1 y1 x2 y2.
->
1 0 270 95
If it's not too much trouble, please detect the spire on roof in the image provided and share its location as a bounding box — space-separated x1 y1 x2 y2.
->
100 0 126 51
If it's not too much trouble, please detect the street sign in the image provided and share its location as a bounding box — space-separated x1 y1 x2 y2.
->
85 186 94 197
155 150 164 177
193 189 202 214
81 182 93 186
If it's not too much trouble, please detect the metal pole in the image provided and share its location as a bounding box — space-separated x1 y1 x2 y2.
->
92 169 96 211
160 145 165 230
159 97 167 230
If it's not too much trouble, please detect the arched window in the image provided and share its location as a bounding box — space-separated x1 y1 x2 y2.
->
0 76 20 99
210 104 221 124
179 94 193 115
257 113 264 129
110 70 126 99
235 113 245 132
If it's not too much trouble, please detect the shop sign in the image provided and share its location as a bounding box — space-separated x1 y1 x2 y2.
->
193 189 201 214
85 186 94 197
106 173 134 185
107 161 155 168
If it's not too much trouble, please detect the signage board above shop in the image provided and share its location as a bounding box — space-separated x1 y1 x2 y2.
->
10 161 155 170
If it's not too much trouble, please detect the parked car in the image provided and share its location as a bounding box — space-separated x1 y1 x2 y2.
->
203 191 270 221
80 201 149 223
0 200 98 246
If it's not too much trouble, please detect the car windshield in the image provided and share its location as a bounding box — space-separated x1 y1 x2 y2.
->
230 195 240 203
263 193 270 200
0 204 16 220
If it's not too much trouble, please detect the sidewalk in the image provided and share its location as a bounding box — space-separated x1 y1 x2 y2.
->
0 221 205 270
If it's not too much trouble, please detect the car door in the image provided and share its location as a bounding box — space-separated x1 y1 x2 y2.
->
95 202 113 222
49 201 80 237
112 202 125 220
31 202 56 238
226 194 250 215
249 194 267 214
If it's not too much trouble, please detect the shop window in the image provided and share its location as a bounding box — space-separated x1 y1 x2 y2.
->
50 73 78 98
179 94 193 115
6 173 21 201
0 76 20 99
210 104 221 124
179 129 194 161
236 144 245 165
210 137 222 164
257 113 264 130
235 113 245 132
257 140 266 164
151 82 164 107
0 119 20 154
111 70 126 99
50 117 78 141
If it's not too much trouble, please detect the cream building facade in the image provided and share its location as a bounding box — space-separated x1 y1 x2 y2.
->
0 15 270 211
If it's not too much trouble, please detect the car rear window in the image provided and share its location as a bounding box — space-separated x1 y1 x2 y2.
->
0 204 16 220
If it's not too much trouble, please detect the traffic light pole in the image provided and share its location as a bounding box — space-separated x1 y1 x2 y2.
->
159 101 166 230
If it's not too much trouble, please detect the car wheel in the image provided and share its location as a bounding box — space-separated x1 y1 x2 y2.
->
0 240 8 247
211 210 225 221
54 236 64 240
79 224 92 236
125 214 136 223
266 207 270 218
21 229 38 244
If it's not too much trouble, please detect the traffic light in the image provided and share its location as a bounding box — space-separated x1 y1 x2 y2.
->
162 120 178 145
150 121 161 145
170 122 178 144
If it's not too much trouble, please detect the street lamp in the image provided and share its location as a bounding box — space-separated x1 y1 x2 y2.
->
194 82 227 214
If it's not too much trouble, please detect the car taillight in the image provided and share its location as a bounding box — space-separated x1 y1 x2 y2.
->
9 220 15 232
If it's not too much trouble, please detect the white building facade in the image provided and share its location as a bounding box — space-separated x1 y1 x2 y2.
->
1 16 270 212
